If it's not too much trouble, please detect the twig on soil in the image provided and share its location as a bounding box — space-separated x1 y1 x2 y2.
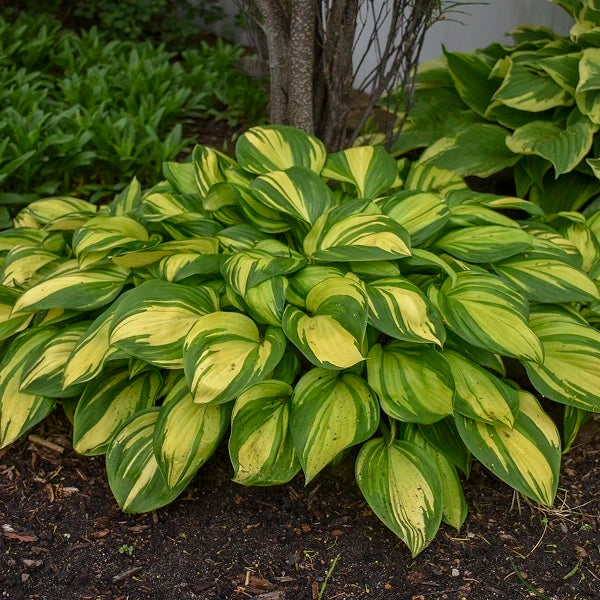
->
112 566 142 582
28 435 65 454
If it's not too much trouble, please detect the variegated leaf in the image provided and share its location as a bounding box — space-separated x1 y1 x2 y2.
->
235 125 326 174
20 323 90 397
303 200 411 262
72 215 151 263
154 375 229 488
250 167 334 226
112 238 220 268
523 306 600 411
184 312 286 404
456 390 560 506
63 301 124 388
444 349 519 427
229 379 300 485
366 277 445 344
0 247 62 289
433 226 533 263
110 280 220 369
401 424 467 530
367 343 454 424
282 275 367 369
73 369 162 455
109 177 142 216
0 328 57 448
106 408 185 513
291 368 379 483
493 256 599 303
355 437 443 556
381 191 449 247
321 145 397 198
0 286 33 342
436 272 544 362
221 239 305 297
13 261 130 313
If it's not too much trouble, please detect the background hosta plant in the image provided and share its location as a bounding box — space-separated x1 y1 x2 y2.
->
1 125 599 557
389 0 600 215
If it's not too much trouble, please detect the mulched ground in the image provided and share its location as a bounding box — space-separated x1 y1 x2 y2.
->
0 415 598 600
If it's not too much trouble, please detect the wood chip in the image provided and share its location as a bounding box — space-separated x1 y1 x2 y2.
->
1 524 38 543
28 434 65 454
112 566 142 582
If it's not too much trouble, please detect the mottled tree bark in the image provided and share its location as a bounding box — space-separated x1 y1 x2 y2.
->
288 0 316 133
236 1 455 150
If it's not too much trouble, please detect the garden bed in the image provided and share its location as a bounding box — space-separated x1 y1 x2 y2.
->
1 416 598 600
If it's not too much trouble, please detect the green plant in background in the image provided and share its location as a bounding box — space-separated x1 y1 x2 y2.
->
0 125 599 557
3 0 225 47
0 14 266 204
390 0 600 215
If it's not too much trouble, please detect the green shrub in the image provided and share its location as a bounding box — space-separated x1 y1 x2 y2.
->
390 0 600 215
1 125 599 556
3 0 224 46
0 15 266 203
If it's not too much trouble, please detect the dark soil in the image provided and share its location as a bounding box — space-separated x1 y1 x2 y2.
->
0 415 598 600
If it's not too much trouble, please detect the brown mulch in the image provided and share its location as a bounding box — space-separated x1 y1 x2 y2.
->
0 415 598 600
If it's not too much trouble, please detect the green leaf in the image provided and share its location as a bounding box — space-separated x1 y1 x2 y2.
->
563 406 589 453
229 379 300 485
291 368 379 483
356 438 443 556
456 390 560 506
506 109 596 176
444 49 498 116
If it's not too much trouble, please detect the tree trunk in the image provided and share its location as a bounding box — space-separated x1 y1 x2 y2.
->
288 0 315 133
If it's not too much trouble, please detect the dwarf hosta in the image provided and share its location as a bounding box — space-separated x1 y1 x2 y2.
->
1 125 599 557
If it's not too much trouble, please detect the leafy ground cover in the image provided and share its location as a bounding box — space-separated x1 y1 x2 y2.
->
0 13 265 206
0 415 598 600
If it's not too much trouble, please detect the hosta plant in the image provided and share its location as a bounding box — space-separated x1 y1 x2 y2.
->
389 0 600 214
1 126 599 557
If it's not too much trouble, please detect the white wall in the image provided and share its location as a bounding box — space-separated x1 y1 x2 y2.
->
419 0 573 62
207 0 575 77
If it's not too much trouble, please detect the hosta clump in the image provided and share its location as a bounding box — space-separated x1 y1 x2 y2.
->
1 126 600 557
390 0 600 214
